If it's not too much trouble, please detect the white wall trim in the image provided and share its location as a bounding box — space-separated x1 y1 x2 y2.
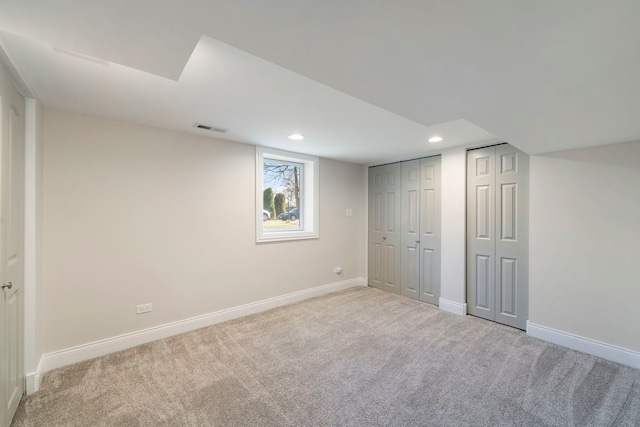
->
23 97 39 395
25 357 45 394
438 298 467 316
0 34 35 97
31 277 366 392
527 321 640 370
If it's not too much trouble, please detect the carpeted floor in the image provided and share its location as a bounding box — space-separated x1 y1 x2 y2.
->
12 287 640 426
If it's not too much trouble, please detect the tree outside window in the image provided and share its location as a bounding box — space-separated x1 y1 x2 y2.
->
263 161 302 229
256 147 318 242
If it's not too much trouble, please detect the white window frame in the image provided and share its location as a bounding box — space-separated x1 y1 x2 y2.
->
256 146 319 242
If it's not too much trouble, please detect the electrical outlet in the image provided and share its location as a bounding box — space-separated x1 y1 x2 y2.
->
333 267 343 274
136 303 152 314
346 208 353 217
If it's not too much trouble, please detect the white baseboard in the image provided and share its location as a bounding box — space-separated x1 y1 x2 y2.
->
25 357 45 394
527 321 640 370
30 277 366 394
438 298 467 316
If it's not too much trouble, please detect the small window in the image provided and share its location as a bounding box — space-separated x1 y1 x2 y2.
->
256 147 319 242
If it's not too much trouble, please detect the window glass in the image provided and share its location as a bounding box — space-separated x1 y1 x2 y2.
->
256 147 318 242
263 160 303 230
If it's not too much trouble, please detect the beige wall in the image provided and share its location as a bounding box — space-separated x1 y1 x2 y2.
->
42 109 366 353
529 141 640 352
41 108 640 358
439 146 467 305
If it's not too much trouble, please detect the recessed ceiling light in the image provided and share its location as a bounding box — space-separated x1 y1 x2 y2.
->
428 136 443 143
288 134 305 140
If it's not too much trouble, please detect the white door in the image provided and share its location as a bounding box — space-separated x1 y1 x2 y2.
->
1 66 25 427
368 163 401 294
467 144 528 330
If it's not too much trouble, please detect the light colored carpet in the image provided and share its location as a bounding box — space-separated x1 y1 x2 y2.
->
12 287 640 426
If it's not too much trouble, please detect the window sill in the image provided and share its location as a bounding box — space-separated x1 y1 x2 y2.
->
256 230 319 243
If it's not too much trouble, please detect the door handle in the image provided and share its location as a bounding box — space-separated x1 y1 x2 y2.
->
1 282 12 290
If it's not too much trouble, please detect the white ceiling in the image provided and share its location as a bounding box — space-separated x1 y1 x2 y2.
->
1 1 639 164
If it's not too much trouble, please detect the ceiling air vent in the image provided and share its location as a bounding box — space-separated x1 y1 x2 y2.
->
193 122 229 133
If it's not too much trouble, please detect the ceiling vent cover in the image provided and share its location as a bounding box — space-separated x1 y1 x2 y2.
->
193 122 228 133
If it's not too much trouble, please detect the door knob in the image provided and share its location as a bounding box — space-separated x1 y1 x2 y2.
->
1 282 12 290
382 237 387 240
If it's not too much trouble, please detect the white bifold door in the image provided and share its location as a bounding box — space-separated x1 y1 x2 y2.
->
400 157 441 304
467 144 529 330
369 156 441 305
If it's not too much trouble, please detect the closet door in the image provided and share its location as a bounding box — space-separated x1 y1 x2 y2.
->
400 160 420 299
494 144 529 329
399 156 442 303
467 144 528 330
467 147 496 320
419 156 441 305
368 163 401 294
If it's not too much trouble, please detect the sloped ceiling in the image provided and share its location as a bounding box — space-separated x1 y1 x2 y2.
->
1 1 639 164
